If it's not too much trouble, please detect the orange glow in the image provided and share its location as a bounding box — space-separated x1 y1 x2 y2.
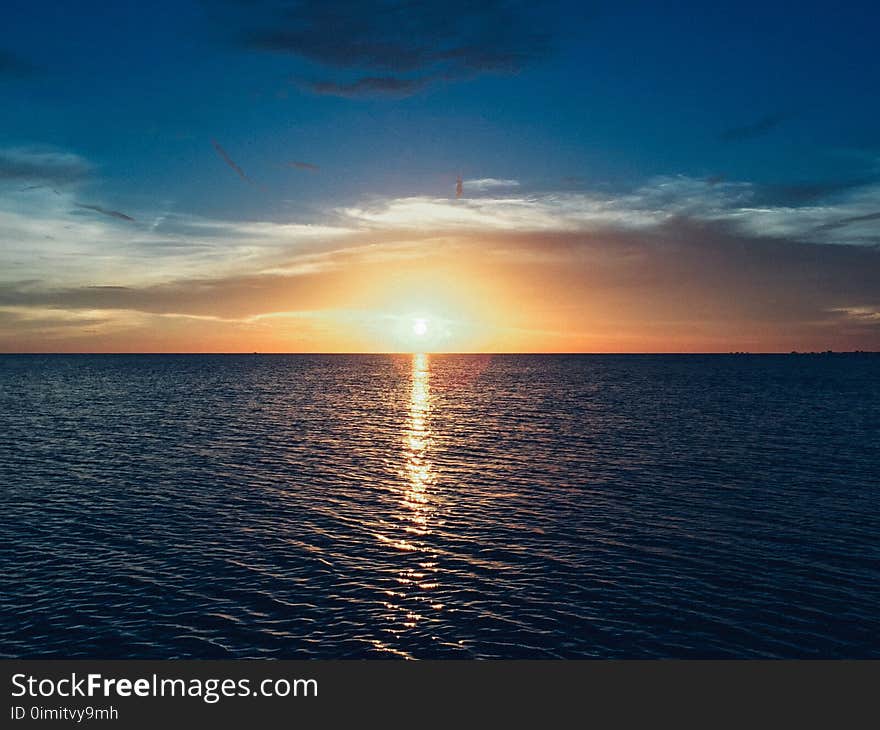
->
3 226 876 354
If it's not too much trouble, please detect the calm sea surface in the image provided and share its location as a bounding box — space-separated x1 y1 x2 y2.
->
1 354 878 658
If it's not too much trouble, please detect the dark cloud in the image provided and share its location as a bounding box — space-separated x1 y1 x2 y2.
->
0 273 333 320
720 112 791 142
0 149 90 186
813 210 880 233
73 203 136 223
0 310 109 331
221 0 553 97
479 219 880 348
211 139 253 183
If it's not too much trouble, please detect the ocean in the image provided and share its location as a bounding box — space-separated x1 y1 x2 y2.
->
1 353 878 658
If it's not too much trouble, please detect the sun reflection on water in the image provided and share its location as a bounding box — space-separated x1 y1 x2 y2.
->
404 352 432 533
375 353 443 652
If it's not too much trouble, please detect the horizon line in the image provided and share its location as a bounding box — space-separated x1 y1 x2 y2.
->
1 351 877 356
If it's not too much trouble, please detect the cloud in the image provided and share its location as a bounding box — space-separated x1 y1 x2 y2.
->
211 139 252 183
463 178 520 191
720 112 792 142
0 184 356 288
0 306 116 334
74 203 136 223
2 169 879 351
2 214 879 352
831 306 880 323
813 210 880 232
341 174 880 245
340 179 742 232
221 0 553 97
0 148 91 186
285 161 319 172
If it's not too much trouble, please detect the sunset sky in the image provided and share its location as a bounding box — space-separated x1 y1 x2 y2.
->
1 0 879 352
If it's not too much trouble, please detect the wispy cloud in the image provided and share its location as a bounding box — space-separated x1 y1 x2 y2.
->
285 161 319 172
463 178 520 191
341 175 880 245
0 184 356 288
341 178 745 232
211 139 252 183
74 203 136 223
3 213 878 352
830 306 880 323
813 210 880 232
0 147 91 186
2 166 878 350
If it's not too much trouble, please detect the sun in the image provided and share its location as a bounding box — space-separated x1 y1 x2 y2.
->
395 313 447 351
412 318 429 337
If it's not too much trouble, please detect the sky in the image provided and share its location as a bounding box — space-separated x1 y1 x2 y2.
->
1 0 879 352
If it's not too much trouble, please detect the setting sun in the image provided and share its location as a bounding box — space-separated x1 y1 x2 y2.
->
412 318 428 337
2 0 878 684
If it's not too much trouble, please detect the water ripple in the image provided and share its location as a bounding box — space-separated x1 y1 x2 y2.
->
1 353 878 658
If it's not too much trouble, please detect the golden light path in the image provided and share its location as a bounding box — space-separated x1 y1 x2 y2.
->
404 352 432 532
374 353 442 656
400 352 440 603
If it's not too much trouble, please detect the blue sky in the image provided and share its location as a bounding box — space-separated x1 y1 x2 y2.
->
1 1 879 351
3 0 878 217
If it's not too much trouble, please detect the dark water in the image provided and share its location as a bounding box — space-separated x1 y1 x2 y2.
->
1 354 878 659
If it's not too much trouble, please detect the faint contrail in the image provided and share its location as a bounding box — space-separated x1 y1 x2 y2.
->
211 139 252 183
455 175 463 198
285 161 319 172
74 203 136 222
